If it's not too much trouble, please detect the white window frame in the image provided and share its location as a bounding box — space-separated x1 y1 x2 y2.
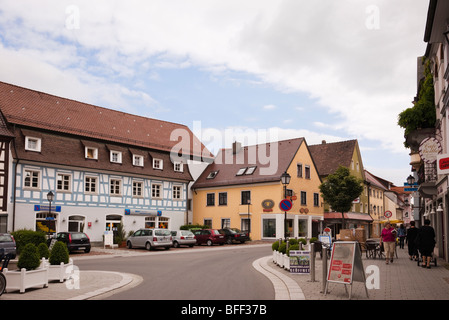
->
110 150 122 164
173 185 182 200
85 147 98 160
153 158 163 170
174 162 183 172
24 170 40 189
56 173 72 192
151 183 162 199
110 179 122 196
132 180 143 197
133 154 144 167
85 176 98 194
25 136 41 152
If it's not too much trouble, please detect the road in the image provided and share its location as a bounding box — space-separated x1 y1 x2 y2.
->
74 244 275 300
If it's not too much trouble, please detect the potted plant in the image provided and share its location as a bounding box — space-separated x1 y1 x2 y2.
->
3 243 48 293
46 241 73 283
115 223 127 248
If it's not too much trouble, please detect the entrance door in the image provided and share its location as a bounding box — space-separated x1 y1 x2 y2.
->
68 215 86 232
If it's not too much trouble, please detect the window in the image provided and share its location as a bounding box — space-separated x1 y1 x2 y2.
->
297 163 303 178
85 176 97 193
174 162 183 172
206 193 215 206
314 193 319 207
85 147 98 160
305 166 311 179
57 174 71 192
151 184 162 198
236 168 246 176
285 189 293 197
207 171 219 179
153 158 163 170
245 166 257 175
298 219 307 237
263 219 276 238
133 181 143 197
24 170 40 189
173 185 182 200
221 218 230 229
241 218 251 233
25 137 41 152
241 191 251 205
300 191 307 205
110 151 122 163
133 154 144 167
204 219 212 228
110 179 121 196
219 192 227 206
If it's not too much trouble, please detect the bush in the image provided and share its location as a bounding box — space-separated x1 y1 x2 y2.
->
309 237 318 243
49 241 69 265
11 229 47 254
272 240 281 251
298 238 307 245
17 243 41 270
37 242 50 259
180 224 209 231
278 242 287 254
288 238 299 246
287 244 300 256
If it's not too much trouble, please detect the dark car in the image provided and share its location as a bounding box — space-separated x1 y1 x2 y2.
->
192 229 225 246
52 232 91 253
0 233 16 259
219 228 250 244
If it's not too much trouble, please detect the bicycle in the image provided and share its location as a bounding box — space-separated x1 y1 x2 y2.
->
0 248 13 296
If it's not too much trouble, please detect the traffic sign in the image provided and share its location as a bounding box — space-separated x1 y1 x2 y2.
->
279 199 293 212
384 210 392 219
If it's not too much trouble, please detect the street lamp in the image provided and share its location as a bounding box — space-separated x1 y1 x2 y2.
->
280 171 291 240
47 191 54 236
247 199 251 239
407 175 415 186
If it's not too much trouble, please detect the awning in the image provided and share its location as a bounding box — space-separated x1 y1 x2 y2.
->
324 212 373 223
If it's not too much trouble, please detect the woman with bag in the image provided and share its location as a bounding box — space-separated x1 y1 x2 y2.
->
381 222 397 264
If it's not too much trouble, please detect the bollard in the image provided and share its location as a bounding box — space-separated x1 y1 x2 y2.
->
310 243 316 282
321 246 328 294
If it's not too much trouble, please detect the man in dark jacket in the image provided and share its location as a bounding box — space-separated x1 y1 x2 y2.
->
406 221 419 261
417 219 436 268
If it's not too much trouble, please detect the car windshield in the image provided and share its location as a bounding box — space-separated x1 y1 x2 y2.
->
155 230 171 236
0 234 13 242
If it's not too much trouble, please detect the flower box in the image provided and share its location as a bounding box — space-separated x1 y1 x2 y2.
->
3 262 49 293
45 258 74 283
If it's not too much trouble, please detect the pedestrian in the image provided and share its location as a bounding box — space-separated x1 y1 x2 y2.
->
406 221 419 261
397 224 406 249
380 222 397 264
416 219 436 269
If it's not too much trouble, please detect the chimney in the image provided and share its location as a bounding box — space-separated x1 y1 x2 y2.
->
322 140 327 144
232 141 242 154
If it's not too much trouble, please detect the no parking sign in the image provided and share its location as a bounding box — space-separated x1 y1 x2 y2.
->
279 199 293 211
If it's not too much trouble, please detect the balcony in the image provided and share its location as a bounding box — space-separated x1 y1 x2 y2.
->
418 161 437 198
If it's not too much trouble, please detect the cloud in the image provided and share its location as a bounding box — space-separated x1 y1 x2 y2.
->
263 104 276 110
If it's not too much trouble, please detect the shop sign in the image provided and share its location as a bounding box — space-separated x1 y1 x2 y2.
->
419 137 441 164
34 205 61 212
125 209 158 216
437 154 449 175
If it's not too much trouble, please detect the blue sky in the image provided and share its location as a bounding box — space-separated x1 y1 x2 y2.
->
0 0 430 185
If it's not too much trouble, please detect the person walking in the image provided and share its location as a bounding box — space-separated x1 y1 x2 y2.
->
397 224 406 249
406 221 419 261
416 219 436 269
381 222 397 264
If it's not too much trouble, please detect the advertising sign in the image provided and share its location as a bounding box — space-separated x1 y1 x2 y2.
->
419 137 441 164
437 154 449 175
289 250 310 274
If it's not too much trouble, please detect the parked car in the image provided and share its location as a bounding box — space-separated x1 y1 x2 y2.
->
219 228 249 244
171 230 196 248
127 228 172 250
52 232 91 253
0 233 16 259
192 229 225 246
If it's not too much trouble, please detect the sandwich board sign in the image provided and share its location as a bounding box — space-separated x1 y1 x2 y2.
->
324 241 369 299
289 250 310 274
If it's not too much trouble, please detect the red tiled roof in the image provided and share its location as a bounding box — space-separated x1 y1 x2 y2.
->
192 138 305 189
308 140 357 177
0 81 212 159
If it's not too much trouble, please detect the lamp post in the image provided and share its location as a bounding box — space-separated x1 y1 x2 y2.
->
280 171 291 240
407 175 415 186
47 191 54 237
247 199 251 239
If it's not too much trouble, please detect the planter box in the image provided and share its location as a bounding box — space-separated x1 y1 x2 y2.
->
283 254 290 271
3 262 49 293
45 258 74 283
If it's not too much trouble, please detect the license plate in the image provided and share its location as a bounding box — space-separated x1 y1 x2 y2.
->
78 247 85 250
219 236 224 238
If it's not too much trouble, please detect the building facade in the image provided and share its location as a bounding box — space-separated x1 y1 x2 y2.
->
0 81 211 243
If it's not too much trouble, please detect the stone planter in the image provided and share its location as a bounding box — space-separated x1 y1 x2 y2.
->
3 260 49 293
45 258 74 283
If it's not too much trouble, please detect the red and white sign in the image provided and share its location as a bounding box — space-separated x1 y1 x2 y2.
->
437 154 449 175
384 210 392 219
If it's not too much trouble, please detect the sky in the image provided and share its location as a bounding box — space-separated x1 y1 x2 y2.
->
0 0 431 186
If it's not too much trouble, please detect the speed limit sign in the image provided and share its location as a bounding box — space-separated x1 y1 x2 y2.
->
384 210 392 219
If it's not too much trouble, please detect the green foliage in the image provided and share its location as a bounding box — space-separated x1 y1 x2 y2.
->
278 242 287 254
319 166 364 228
309 237 318 243
49 241 69 265
272 240 281 251
398 58 436 147
114 223 127 244
11 229 47 254
288 238 299 246
17 243 41 270
287 244 300 256
37 242 50 259
298 238 307 245
180 224 210 231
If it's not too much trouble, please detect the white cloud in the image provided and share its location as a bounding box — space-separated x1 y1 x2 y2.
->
263 104 276 110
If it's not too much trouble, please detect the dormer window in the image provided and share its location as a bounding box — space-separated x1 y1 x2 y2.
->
174 162 183 172
207 171 219 179
236 168 246 176
25 136 41 152
245 166 257 175
153 158 163 170
133 154 144 167
110 150 122 164
85 147 98 160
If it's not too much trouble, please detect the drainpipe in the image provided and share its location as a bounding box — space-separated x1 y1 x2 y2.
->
11 125 19 232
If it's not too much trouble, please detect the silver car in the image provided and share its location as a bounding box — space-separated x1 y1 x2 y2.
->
127 228 172 250
0 233 16 259
171 230 196 248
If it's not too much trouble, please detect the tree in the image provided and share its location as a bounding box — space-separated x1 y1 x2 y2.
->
319 166 364 229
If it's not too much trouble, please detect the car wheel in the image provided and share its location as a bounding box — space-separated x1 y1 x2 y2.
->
145 242 152 251
84 247 91 253
173 241 179 248
206 239 213 246
127 241 133 249
226 238 233 245
165 246 170 250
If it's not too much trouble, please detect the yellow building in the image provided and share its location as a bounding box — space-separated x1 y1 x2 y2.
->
365 170 386 237
191 138 324 240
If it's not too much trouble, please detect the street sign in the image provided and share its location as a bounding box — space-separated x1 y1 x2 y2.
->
384 210 392 219
279 199 293 212
404 187 418 192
